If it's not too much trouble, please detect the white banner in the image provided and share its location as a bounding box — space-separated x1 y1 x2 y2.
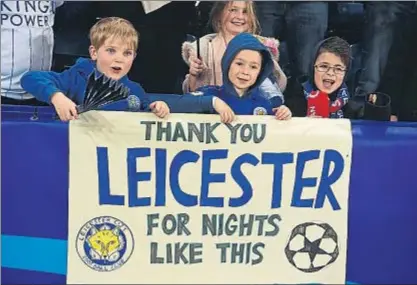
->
67 112 352 284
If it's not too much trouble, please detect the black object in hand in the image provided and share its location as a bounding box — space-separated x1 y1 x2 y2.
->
343 97 365 120
76 71 130 114
363 92 391 121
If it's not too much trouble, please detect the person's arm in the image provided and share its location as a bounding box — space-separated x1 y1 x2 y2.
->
182 74 199 93
182 55 205 93
101 93 215 114
181 39 209 93
144 93 215 114
187 74 198 93
103 83 215 114
259 78 284 108
109 84 235 123
258 35 288 92
156 92 235 123
21 68 81 121
272 60 288 92
182 75 191 93
21 68 76 104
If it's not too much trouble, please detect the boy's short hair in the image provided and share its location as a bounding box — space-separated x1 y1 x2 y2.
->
318 37 351 68
89 17 138 51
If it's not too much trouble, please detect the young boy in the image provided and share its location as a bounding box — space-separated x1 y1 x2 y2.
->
300 36 351 118
21 17 234 123
190 32 291 120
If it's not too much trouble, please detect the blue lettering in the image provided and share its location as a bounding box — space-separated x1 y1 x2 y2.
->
170 150 199 206
291 150 320 208
98 146 343 210
155 149 167 206
127 148 152 207
262 152 294 208
97 147 124 205
229 153 259 207
201 150 228 207
316 150 343 210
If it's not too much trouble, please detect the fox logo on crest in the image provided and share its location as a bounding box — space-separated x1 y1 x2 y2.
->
87 224 125 262
76 216 134 272
253 106 268 115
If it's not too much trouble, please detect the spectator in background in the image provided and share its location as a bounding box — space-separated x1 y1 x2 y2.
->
1 0 64 105
254 1 328 116
181 1 287 105
52 1 97 69
353 1 416 116
255 1 328 80
96 1 195 94
377 3 417 122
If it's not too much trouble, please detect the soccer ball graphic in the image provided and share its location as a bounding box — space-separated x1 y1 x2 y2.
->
284 222 339 273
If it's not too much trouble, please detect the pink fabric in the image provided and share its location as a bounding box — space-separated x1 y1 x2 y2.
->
181 33 287 94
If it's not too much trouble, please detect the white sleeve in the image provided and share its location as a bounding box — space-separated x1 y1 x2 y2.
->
141 1 171 14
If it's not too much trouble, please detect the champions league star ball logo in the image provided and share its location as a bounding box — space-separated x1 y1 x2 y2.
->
76 216 134 272
285 222 339 273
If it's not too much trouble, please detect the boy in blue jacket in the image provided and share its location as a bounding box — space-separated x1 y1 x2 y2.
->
190 32 291 120
21 17 234 122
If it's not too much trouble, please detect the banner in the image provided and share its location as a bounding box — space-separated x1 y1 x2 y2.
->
66 112 352 284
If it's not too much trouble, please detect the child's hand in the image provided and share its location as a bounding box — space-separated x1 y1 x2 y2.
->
369 93 377 104
150 101 170 118
189 55 206 77
213 97 235 123
51 92 78 122
390 115 398 122
273 105 292 120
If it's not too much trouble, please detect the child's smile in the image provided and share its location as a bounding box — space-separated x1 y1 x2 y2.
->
322 78 336 89
228 49 262 97
223 2 249 35
314 52 346 94
237 76 249 83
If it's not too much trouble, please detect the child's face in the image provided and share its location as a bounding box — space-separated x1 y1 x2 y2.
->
221 1 249 36
228 49 262 96
314 52 346 94
89 37 136 80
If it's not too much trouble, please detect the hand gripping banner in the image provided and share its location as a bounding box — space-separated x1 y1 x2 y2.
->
66 112 352 284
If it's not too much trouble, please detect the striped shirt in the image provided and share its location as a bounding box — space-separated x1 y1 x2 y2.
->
1 1 63 100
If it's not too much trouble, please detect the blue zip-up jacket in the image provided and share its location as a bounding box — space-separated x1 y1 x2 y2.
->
21 58 215 113
190 33 283 116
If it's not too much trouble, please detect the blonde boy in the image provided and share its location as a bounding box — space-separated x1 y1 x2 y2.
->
22 17 234 122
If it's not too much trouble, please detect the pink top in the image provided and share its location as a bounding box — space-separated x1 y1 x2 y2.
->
181 33 287 94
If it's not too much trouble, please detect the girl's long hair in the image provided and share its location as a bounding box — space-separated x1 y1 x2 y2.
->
209 1 260 35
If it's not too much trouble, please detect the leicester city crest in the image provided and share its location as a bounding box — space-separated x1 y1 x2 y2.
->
76 216 134 272
127 95 141 111
253 106 268 115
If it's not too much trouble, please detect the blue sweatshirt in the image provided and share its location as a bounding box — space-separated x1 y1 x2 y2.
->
191 32 282 116
21 58 215 113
